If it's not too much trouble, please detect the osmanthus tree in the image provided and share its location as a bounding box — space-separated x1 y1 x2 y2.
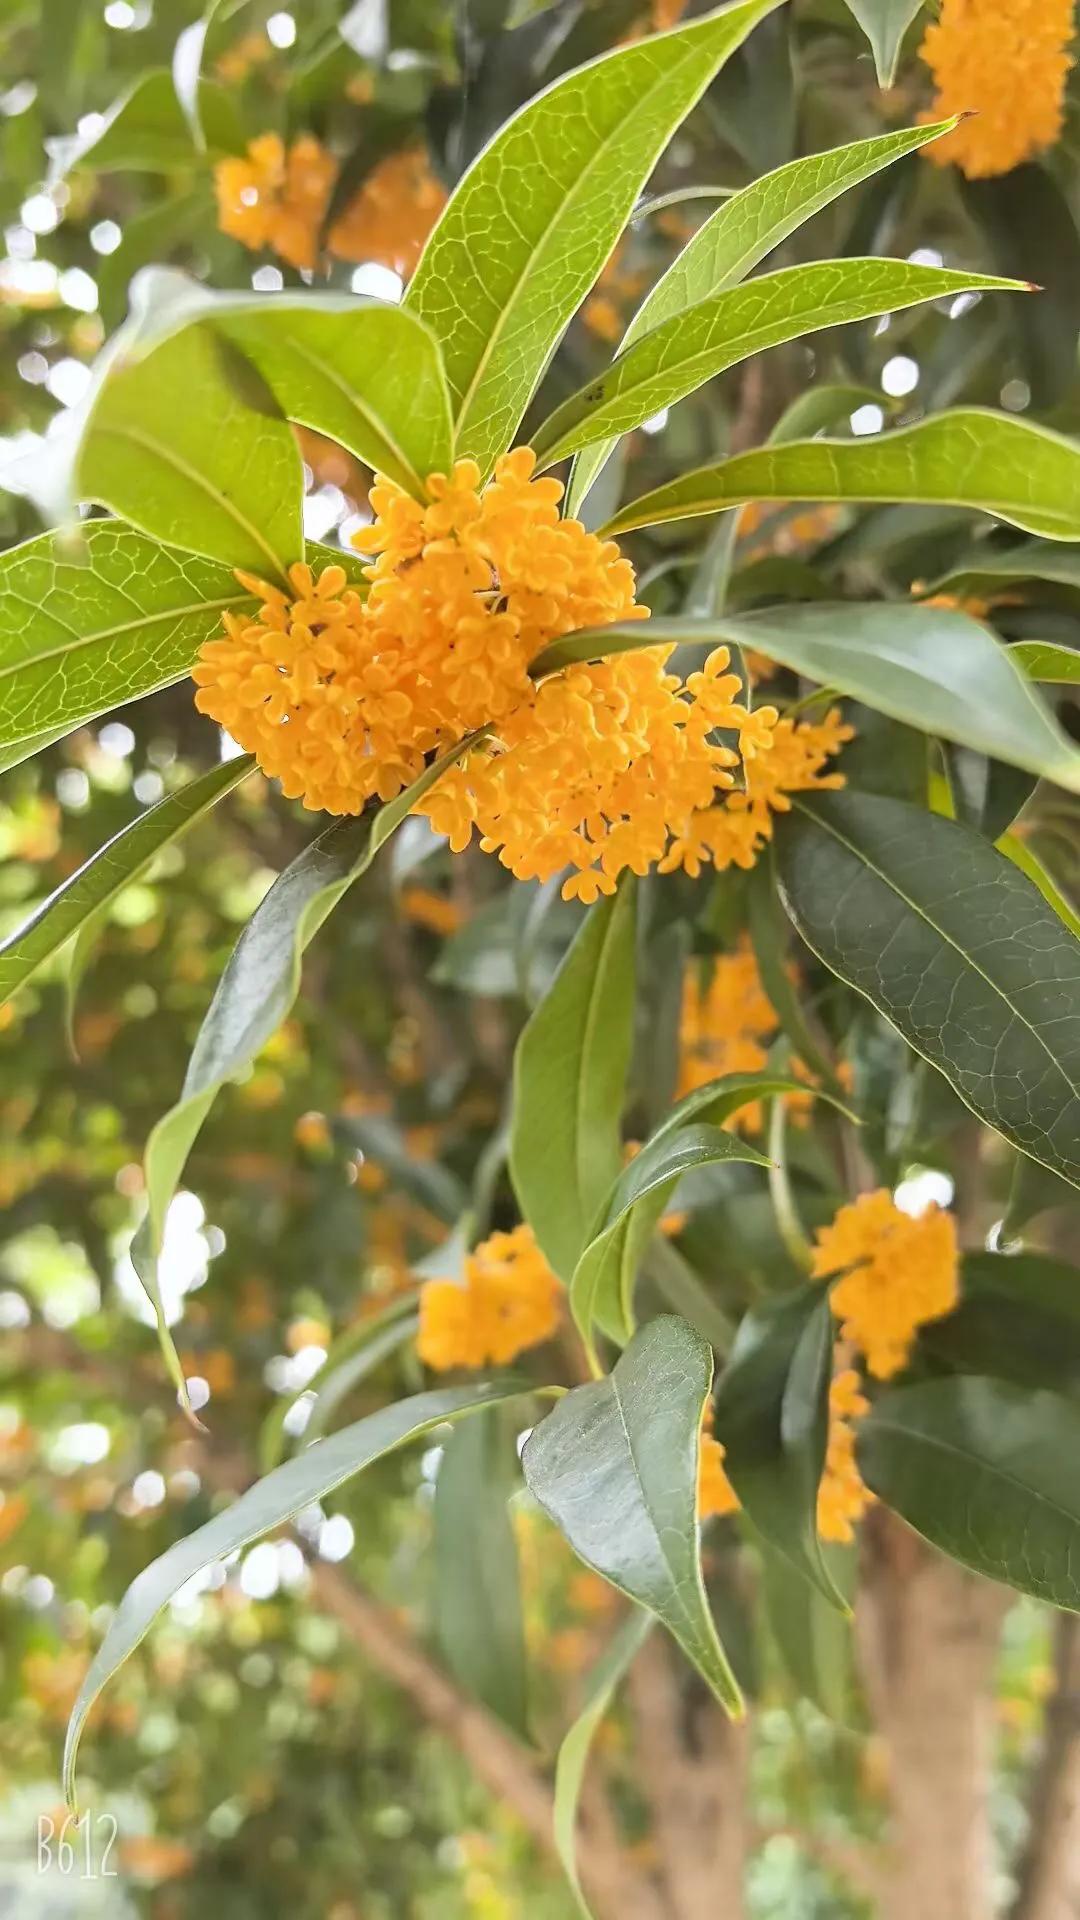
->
1 1 1080 1917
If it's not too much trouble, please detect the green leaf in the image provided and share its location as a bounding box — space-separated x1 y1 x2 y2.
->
859 1376 1080 1610
214 298 453 497
0 722 76 776
567 118 957 511
0 756 253 1009
747 856 839 1087
434 1406 529 1735
0 521 257 751
760 1541 855 1719
570 1120 771 1356
510 882 637 1283
533 261 1021 469
64 1379 524 1807
774 790 1080 1189
78 324 304 580
97 190 213 332
522 1314 743 1712
404 0 780 476
47 68 241 181
920 1251 1080 1396
553 1609 652 1919
929 542 1080 598
998 832 1080 940
1011 641 1080 686
714 1289 844 1607
260 1300 418 1470
841 0 925 86
769 383 888 445
533 603 1080 794
603 411 1080 543
136 738 482 1391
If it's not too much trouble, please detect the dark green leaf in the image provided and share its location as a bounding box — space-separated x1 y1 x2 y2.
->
760 1541 855 1719
841 0 926 86
775 791 1080 1189
523 1314 743 1712
963 164 1080 409
434 1406 529 1735
553 1609 653 1919
919 1251 1080 1395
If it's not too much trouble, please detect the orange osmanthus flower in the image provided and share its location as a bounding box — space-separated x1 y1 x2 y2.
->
214 134 444 275
816 1367 874 1544
812 1190 960 1379
920 0 1074 178
417 1224 561 1370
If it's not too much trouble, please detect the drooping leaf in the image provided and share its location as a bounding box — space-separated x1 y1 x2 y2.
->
714 1289 844 1607
434 1406 529 1735
534 262 1022 468
553 1609 653 1919
568 118 957 510
532 603 1080 794
570 1120 771 1356
138 737 483 1345
215 299 453 497
760 1541 855 1719
78 323 304 580
64 1380 524 1806
602 411 1080 543
510 882 637 1282
260 1299 419 1470
523 1314 743 1712
0 756 254 1009
775 791 1080 1189
841 0 925 86
404 0 781 476
859 1376 1080 1610
0 521 258 751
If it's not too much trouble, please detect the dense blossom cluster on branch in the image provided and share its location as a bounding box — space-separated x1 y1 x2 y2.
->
214 133 445 273
919 0 1074 178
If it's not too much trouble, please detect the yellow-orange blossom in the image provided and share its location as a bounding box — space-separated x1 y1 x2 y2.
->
920 0 1074 179
194 453 850 903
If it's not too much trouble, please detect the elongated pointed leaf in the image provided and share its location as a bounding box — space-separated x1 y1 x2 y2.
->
534 261 1020 468
0 722 76 776
78 323 304 580
0 521 257 750
842 0 925 85
859 1376 1080 1610
404 0 780 476
568 118 957 511
213 299 453 497
930 542 1080 598
775 791 1080 1188
761 1542 855 1719
64 1379 523 1806
510 882 637 1282
554 1609 653 1918
920 1251 1080 1396
570 1121 773 1354
141 738 482 1278
533 603 1080 794
434 1406 529 1735
523 1315 743 1712
47 68 241 181
603 411 1080 543
0 756 254 1008
714 1289 844 1607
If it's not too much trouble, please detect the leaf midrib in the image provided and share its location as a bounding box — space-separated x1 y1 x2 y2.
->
88 423 292 581
0 591 252 685
794 798 1080 1098
867 1416 1080 1540
273 326 423 495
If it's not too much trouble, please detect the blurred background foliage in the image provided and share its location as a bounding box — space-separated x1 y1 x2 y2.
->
1 0 1079 1915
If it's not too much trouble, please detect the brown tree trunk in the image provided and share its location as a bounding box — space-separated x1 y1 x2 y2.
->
627 1633 751 1920
1013 1615 1080 1920
857 1510 1010 1920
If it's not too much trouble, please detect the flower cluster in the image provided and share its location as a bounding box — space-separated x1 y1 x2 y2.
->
194 453 851 898
919 0 1074 179
416 1224 561 1370
812 1190 959 1379
677 934 844 1132
698 1406 740 1520
816 1368 873 1545
214 134 445 274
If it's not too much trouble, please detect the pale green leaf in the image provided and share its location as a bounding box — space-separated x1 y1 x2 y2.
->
535 261 1021 468
1010 641 1080 686
0 520 257 750
842 0 925 86
405 0 780 476
554 1610 652 1918
0 756 253 1008
510 882 637 1282
64 1380 523 1807
77 323 304 580
568 118 957 511
603 411 1080 542
523 1315 742 1712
